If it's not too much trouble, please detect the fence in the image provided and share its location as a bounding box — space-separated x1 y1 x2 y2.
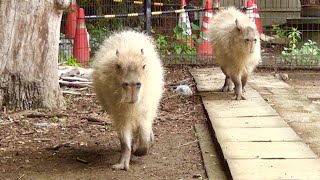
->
59 0 320 68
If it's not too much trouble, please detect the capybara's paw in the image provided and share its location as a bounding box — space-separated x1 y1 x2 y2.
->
242 87 246 93
133 146 148 156
233 95 246 100
221 85 233 92
112 162 129 171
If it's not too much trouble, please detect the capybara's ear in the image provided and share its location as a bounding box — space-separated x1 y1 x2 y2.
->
116 49 119 56
235 19 241 31
141 48 144 55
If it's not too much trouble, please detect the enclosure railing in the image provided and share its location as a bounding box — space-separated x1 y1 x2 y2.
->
59 0 320 69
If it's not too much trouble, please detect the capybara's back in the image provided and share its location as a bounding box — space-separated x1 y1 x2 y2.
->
208 7 261 100
92 30 164 170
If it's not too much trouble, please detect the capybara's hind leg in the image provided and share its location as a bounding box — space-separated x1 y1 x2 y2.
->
221 76 233 92
231 75 246 100
220 67 233 92
112 129 132 171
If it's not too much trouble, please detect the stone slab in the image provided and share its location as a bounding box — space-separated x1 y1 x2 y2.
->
204 101 278 118
221 141 318 159
250 75 292 89
202 93 268 108
228 159 320 180
215 128 302 142
212 116 289 128
249 74 320 157
194 124 228 180
191 68 262 99
190 68 224 92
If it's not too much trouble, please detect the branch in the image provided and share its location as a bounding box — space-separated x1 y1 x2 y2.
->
26 112 68 118
59 80 92 88
60 76 90 82
61 90 95 96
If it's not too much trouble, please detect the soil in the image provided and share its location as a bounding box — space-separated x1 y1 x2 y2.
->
0 66 209 180
1 65 319 180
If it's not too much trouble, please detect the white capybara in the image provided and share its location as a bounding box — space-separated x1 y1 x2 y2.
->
92 30 164 170
208 7 261 100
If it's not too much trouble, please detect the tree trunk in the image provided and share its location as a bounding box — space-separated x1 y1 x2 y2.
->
0 0 70 111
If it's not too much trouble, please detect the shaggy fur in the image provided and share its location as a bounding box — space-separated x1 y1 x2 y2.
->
92 30 164 170
208 7 261 100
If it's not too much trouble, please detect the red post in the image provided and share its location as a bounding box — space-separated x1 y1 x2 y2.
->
73 8 90 65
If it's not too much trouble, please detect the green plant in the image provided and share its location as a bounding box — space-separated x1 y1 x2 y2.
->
87 23 110 53
172 22 199 56
155 34 170 55
281 27 301 55
63 56 82 67
300 40 320 55
271 24 287 38
277 26 320 66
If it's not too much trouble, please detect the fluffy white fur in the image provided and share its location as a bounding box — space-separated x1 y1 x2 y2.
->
92 30 164 170
208 7 261 100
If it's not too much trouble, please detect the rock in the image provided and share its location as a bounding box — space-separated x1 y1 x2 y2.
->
274 73 289 81
175 85 193 96
33 122 49 127
280 73 289 81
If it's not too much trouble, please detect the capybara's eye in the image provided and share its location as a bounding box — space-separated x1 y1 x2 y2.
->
245 39 249 42
116 64 121 69
143 64 146 69
122 82 129 88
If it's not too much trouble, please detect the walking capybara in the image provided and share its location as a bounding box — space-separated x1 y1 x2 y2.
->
92 30 164 170
208 7 261 100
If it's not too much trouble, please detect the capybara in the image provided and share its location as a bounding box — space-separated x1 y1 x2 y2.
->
92 30 164 170
208 7 261 100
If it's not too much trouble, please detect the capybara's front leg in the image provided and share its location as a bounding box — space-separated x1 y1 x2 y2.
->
241 73 248 93
231 75 246 100
112 129 132 171
134 123 152 156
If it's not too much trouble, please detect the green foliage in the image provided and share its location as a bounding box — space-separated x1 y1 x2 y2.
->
171 22 200 56
282 40 320 56
154 21 200 58
281 27 302 55
172 41 197 55
273 25 320 66
271 24 287 38
86 23 110 53
155 34 170 55
299 40 320 56
63 56 82 67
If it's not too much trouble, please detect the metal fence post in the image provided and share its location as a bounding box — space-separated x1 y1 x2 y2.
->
144 0 151 33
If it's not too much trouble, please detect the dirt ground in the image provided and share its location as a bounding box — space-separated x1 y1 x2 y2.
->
0 66 209 180
1 65 319 180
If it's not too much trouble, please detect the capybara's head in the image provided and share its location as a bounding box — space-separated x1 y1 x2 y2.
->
235 19 259 53
115 49 146 104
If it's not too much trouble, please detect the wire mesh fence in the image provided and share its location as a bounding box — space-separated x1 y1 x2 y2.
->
59 0 320 68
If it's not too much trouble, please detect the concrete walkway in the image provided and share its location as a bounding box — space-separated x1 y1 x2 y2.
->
190 68 320 180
